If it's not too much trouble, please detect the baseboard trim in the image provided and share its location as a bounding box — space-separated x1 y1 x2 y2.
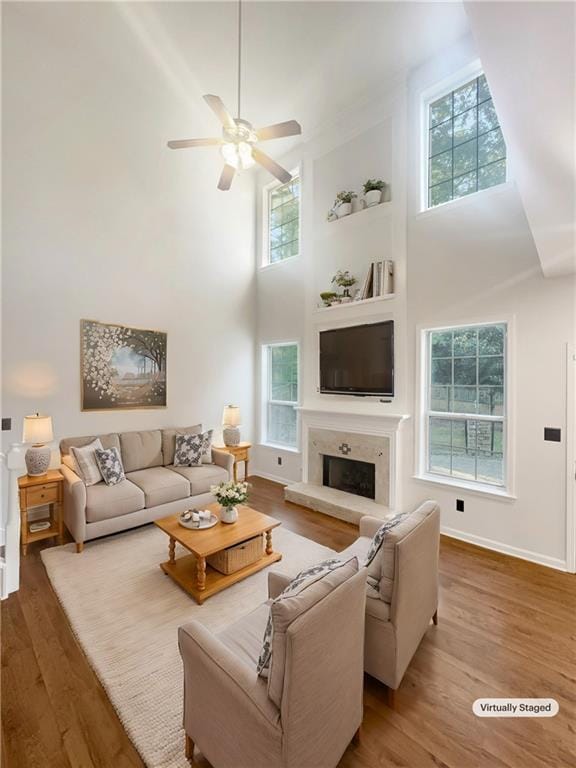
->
250 471 289 487
441 526 568 572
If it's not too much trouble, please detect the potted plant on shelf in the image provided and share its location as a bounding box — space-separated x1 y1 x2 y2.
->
334 191 357 217
210 480 249 524
362 178 386 207
320 291 338 307
332 270 357 302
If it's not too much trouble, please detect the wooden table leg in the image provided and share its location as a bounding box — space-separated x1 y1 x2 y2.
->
233 461 238 483
196 556 206 591
265 530 273 555
169 537 176 564
57 502 64 545
244 459 249 480
21 509 28 556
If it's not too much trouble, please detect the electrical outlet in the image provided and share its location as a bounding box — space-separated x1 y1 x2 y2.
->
456 499 464 512
277 456 283 466
1 418 11 431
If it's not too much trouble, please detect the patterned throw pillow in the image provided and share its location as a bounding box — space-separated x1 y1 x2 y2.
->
256 557 351 677
201 429 213 464
70 438 104 486
174 433 204 467
94 447 126 486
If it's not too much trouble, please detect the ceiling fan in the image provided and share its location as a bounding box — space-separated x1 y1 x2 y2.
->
167 0 302 191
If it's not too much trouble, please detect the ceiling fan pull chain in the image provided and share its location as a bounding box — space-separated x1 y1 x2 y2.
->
237 0 242 120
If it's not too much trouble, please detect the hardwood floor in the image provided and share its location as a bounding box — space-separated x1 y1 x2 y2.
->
2 476 575 767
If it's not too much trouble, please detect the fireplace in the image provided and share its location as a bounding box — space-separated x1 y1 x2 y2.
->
322 455 376 500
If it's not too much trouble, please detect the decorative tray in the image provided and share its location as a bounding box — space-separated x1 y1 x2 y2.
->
178 513 218 531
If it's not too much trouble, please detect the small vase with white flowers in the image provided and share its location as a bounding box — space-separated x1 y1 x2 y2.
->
211 480 249 524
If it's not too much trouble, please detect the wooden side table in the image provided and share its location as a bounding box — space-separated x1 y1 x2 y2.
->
18 470 64 555
214 442 252 482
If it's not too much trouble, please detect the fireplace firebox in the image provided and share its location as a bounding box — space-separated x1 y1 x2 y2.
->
322 454 376 500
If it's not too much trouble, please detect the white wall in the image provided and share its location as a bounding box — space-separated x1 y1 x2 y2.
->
2 3 256 460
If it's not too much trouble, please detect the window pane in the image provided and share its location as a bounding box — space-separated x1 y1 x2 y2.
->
431 330 452 358
451 420 476 481
478 99 499 134
430 121 453 156
453 328 477 356
268 178 299 264
430 94 452 127
430 385 450 412
478 356 504 386
478 128 506 166
453 171 477 199
453 107 477 146
431 358 452 385
453 79 477 115
478 386 504 416
270 345 298 401
429 181 452 207
479 324 505 355
454 357 477 385
267 403 297 447
476 421 504 485
429 417 452 475
430 150 452 185
478 74 491 103
478 159 506 190
452 386 478 414
453 139 477 177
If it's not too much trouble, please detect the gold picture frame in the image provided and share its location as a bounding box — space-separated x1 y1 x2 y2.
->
80 319 167 411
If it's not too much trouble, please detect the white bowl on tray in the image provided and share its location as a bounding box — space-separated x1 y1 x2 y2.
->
178 512 218 530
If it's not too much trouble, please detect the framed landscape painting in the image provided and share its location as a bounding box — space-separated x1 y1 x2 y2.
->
81 320 167 410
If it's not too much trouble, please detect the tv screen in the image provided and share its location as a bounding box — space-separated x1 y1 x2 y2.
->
319 321 394 396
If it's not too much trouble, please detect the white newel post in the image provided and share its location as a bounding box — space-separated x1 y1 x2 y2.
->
2 444 26 597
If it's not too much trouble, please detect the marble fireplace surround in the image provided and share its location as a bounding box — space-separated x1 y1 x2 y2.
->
285 407 410 524
308 428 390 506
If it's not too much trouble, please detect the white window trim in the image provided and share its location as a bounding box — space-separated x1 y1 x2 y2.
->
260 341 300 450
260 167 301 269
419 59 508 214
414 317 516 500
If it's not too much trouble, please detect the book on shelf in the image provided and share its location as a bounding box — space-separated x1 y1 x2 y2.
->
358 260 394 301
360 263 374 299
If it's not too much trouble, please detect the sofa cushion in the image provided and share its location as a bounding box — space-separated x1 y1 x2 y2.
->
126 467 190 508
162 425 202 466
366 595 390 623
70 438 104 486
119 430 163 473
60 433 120 458
85 479 145 523
261 556 359 707
169 464 228 496
217 601 270 670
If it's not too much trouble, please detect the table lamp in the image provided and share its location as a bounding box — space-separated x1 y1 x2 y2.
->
23 413 53 476
222 405 241 446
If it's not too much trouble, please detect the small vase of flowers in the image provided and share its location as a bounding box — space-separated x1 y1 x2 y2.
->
210 480 249 524
362 178 386 207
334 190 357 217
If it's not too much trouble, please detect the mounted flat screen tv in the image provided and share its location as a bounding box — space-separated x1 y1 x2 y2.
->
319 320 394 396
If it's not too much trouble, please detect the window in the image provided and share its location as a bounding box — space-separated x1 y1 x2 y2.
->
264 175 300 265
426 73 506 208
263 343 299 448
423 323 507 488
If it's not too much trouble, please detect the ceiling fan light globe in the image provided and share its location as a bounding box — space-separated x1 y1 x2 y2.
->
238 142 255 169
221 141 254 170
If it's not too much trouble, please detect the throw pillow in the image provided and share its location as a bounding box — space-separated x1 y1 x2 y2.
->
95 447 126 486
201 429 213 464
70 438 104 486
174 433 204 467
362 513 409 595
256 556 356 678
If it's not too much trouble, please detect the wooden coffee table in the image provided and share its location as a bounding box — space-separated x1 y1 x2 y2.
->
154 503 282 604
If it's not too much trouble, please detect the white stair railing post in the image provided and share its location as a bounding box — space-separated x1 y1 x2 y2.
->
3 444 26 596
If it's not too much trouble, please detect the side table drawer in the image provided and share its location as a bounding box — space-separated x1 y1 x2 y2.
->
26 483 59 508
234 449 249 463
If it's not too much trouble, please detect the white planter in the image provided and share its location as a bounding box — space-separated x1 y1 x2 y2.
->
364 189 382 207
337 202 352 217
220 505 238 524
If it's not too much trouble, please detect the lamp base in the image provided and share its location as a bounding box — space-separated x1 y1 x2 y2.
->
25 445 51 476
223 426 241 447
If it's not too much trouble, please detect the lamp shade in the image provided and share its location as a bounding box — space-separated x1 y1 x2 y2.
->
23 414 53 445
222 405 241 427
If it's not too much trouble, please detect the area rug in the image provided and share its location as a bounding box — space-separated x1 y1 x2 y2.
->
41 525 337 768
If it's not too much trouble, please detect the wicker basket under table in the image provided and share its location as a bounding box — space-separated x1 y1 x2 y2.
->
206 533 264 575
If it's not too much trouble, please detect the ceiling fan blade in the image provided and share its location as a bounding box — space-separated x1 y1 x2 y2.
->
167 138 223 149
218 164 236 191
252 148 292 184
256 120 302 142
203 94 236 130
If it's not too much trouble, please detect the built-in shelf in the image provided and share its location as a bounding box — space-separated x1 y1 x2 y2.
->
317 200 393 237
313 293 396 314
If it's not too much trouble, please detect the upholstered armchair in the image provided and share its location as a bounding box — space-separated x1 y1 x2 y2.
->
340 500 440 703
178 563 367 768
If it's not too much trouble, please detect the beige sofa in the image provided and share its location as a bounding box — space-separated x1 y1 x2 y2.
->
178 566 367 768
60 427 233 552
339 501 440 701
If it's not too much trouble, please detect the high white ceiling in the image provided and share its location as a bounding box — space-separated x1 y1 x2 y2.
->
122 1 470 137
